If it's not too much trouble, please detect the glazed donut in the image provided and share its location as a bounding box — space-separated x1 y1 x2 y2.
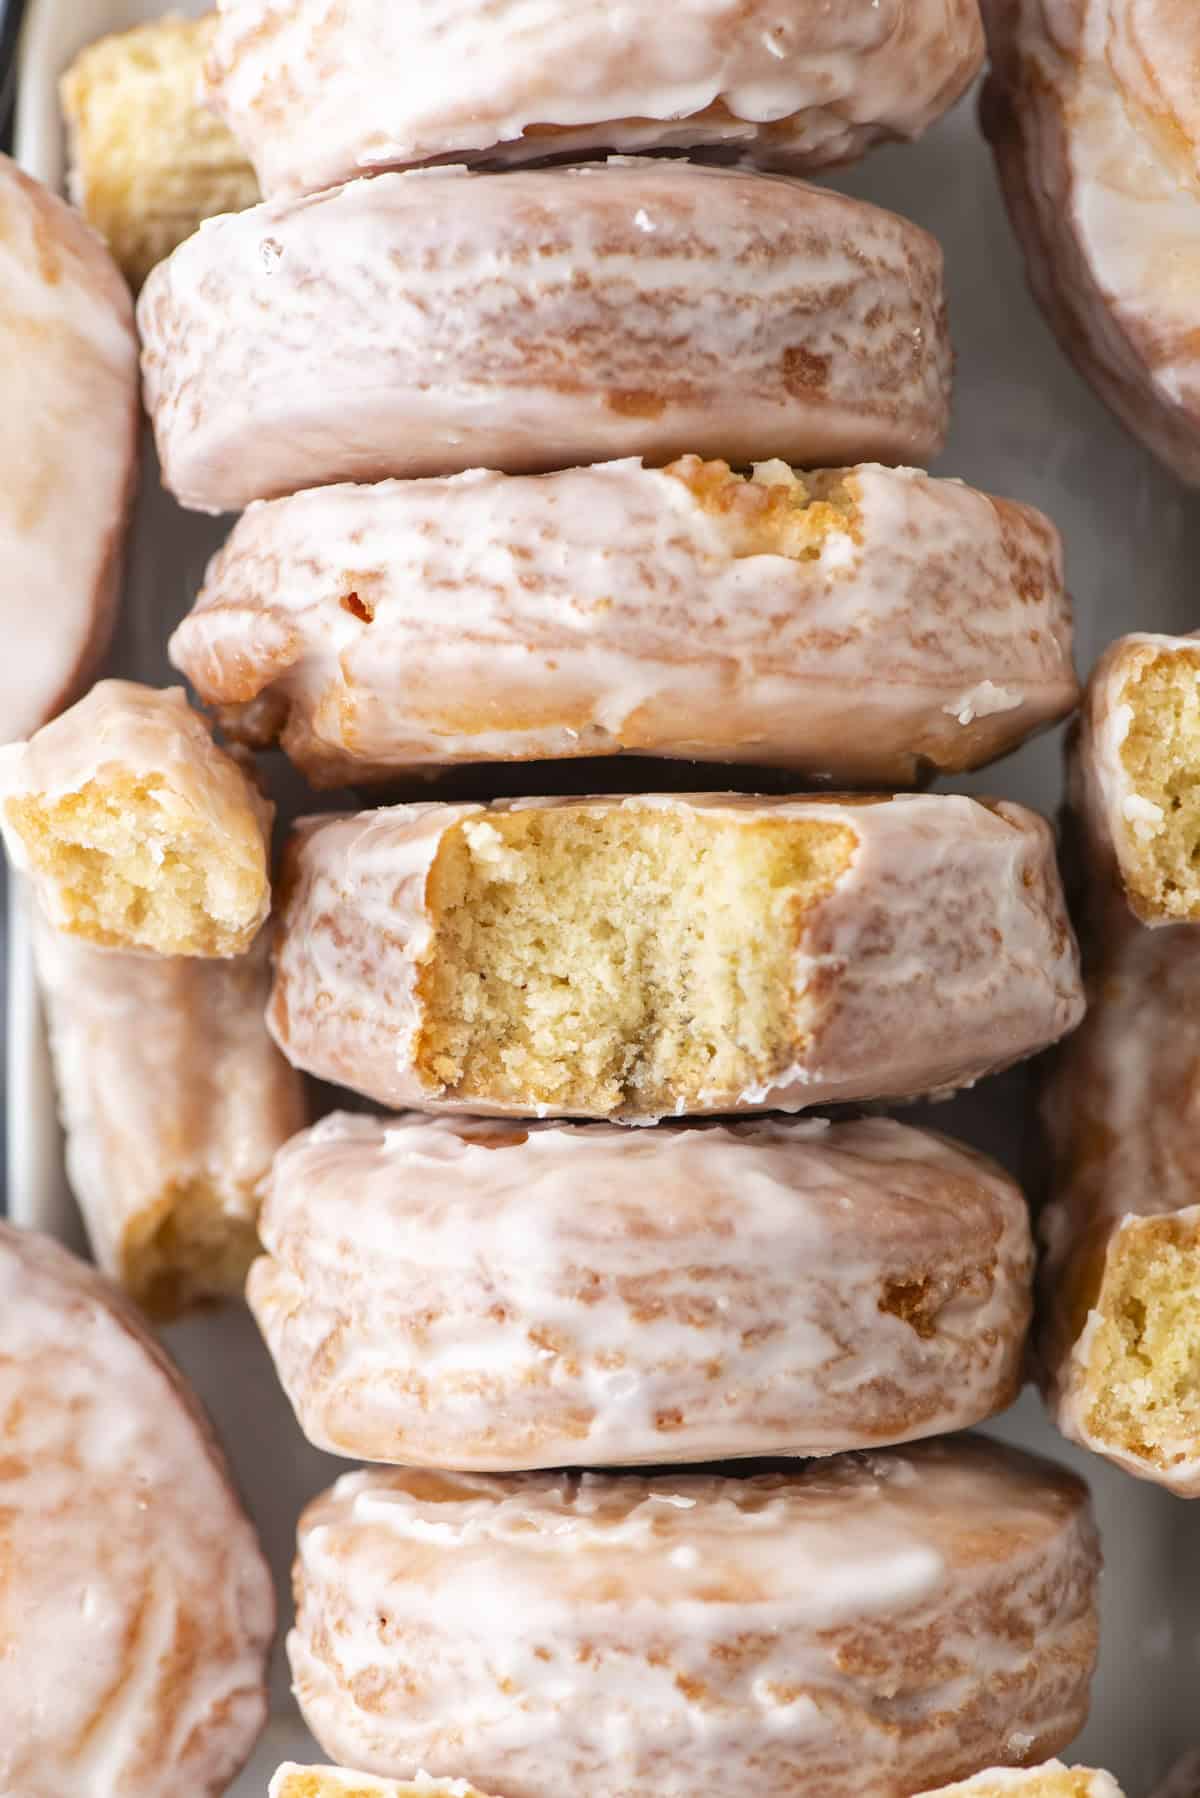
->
34 913 307 1317
171 459 1076 789
205 0 985 198
1070 633 1200 926
920 1770 1124 1796
0 155 138 743
137 163 953 514
0 681 273 957
271 1774 498 1798
982 0 1200 486
268 792 1084 1122
0 1221 274 1797
1041 910 1200 1493
250 1111 1033 1468
289 1439 1101 1798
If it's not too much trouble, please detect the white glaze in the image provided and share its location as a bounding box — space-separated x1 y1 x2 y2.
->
250 1111 1033 1468
0 154 138 742
206 0 984 197
0 1222 274 1797
32 912 307 1309
171 460 1076 787
268 792 1085 1122
289 1439 1100 1797
982 0 1200 485
137 162 953 513
0 680 274 949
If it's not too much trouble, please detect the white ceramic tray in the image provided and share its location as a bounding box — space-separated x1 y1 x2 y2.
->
11 3 1200 1792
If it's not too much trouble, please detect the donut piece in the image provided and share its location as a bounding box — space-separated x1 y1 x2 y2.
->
0 1222 274 1797
289 1440 1101 1797
920 1770 1124 1796
251 1111 1032 1468
137 163 953 514
171 459 1076 789
34 913 307 1317
205 0 984 199
61 14 259 289
981 0 1200 486
1041 910 1200 1493
1154 1754 1200 1797
269 792 1083 1122
0 681 273 956
0 155 138 743
271 1774 498 1798
1072 633 1200 925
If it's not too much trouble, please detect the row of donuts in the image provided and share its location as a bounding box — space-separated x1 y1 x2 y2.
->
5 2 1197 1795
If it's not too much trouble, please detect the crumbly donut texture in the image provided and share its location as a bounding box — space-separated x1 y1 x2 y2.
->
1075 633 1200 925
61 13 259 288
982 0 1200 485
172 458 1076 788
138 162 952 513
289 1440 1100 1798
206 0 983 196
250 1111 1033 1468
0 1223 274 1796
920 1767 1124 1795
34 915 306 1316
0 681 273 957
271 1773 497 1798
269 793 1083 1122
1041 912 1200 1492
0 154 138 743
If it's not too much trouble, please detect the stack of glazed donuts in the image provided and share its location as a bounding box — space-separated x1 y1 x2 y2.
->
0 2 1128 1795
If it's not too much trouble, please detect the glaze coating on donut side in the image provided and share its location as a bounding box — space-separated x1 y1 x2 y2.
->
0 155 138 743
170 459 1076 788
0 1223 274 1796
137 163 953 513
289 1440 1101 1798
982 0 1200 485
249 1111 1033 1467
267 793 1083 1122
205 0 984 197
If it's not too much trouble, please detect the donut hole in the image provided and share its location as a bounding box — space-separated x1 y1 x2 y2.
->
1114 644 1200 920
1083 1209 1200 1474
415 805 856 1115
6 771 268 956
665 456 859 560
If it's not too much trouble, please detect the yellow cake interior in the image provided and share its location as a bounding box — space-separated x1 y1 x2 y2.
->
416 804 856 1115
125 1177 262 1320
1083 1211 1200 1473
7 772 266 957
277 1777 483 1798
924 1771 1116 1796
665 457 860 560
1117 647 1200 920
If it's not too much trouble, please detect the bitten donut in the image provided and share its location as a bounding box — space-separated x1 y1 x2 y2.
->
289 1439 1101 1797
61 13 259 288
250 1112 1033 1468
0 155 138 743
268 792 1084 1122
0 680 273 957
921 1771 1124 1796
171 459 1076 789
205 0 984 198
1041 912 1200 1493
138 163 952 514
271 1774 500 1798
982 0 1200 485
34 914 307 1316
1072 633 1200 925
0 1222 274 1797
